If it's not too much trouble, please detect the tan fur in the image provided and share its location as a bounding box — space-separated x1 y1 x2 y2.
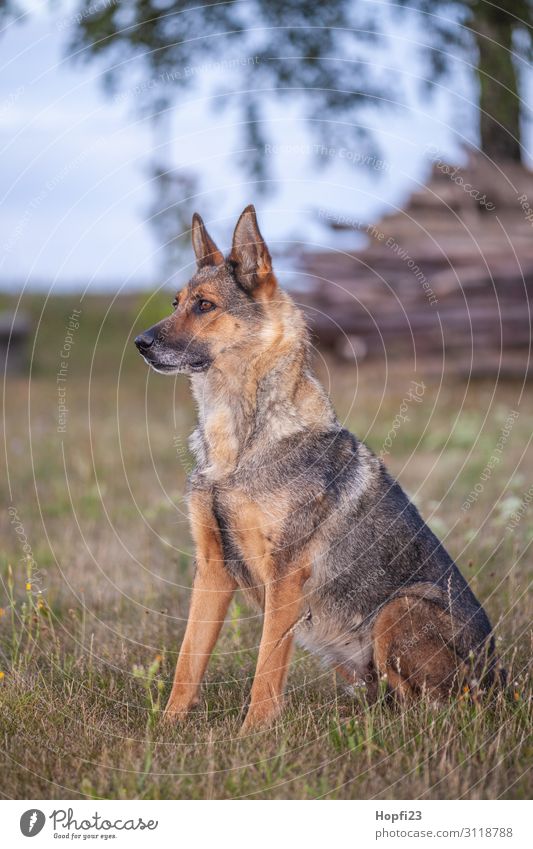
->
190 291 333 480
229 497 274 580
373 596 462 702
163 491 236 722
240 558 311 733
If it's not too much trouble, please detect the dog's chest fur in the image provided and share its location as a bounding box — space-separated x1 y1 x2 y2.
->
209 485 290 607
206 484 374 680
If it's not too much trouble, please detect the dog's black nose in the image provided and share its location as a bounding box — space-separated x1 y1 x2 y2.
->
135 331 155 352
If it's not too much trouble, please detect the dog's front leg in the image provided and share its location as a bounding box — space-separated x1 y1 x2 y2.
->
240 564 309 734
163 557 236 724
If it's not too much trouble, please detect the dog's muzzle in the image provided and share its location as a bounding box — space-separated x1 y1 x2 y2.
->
134 326 211 374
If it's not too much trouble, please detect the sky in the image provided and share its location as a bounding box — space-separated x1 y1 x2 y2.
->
0 1 531 293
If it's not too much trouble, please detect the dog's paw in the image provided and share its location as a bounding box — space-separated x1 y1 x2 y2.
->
161 697 198 726
160 706 187 726
161 690 200 725
239 704 280 736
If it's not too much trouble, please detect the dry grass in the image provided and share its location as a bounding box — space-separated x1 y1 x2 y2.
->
0 293 531 800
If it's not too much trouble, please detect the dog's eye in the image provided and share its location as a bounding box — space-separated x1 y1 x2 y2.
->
197 299 216 313
172 297 179 310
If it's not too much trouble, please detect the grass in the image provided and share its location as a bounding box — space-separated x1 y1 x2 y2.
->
0 292 531 799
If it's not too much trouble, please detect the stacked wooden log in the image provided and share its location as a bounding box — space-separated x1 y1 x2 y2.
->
294 153 533 377
0 311 30 373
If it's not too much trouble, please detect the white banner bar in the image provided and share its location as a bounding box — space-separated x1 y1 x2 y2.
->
1 799 529 847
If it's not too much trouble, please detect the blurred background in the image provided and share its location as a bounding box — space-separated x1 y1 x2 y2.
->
0 0 532 800
0 0 532 370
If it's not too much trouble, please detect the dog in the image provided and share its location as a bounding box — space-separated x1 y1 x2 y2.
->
135 205 496 732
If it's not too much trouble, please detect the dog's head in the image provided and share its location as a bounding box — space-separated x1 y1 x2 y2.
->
135 205 278 375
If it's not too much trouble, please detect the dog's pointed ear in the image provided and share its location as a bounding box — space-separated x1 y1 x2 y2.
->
229 205 276 296
191 213 224 268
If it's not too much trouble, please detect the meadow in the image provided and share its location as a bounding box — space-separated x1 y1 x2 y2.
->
0 292 531 799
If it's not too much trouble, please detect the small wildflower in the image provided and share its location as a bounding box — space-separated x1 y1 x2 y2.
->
463 684 470 694
0 608 5 617
155 654 162 663
26 582 31 591
514 691 520 701
0 672 4 681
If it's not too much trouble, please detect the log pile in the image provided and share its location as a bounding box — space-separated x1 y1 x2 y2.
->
294 153 533 377
0 311 30 374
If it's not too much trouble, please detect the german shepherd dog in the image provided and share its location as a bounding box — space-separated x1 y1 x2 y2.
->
135 205 496 732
